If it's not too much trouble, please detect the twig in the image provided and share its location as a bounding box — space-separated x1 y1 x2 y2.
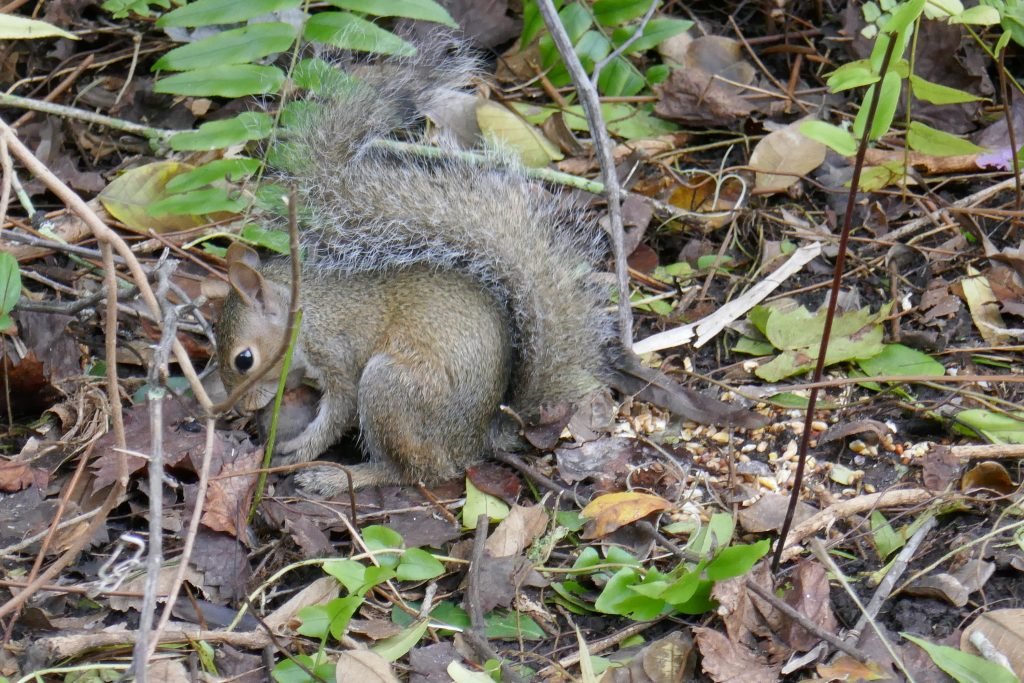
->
11 54 95 129
535 0 633 350
850 515 937 640
778 489 934 563
809 539 916 683
463 514 525 682
131 262 178 678
0 92 173 142
0 116 211 413
772 34 899 573
743 577 869 662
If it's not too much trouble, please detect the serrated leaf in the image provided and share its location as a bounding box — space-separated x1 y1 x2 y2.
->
155 64 284 97
906 121 986 156
157 0 301 27
327 0 457 27
304 11 415 55
0 14 77 40
153 22 296 72
168 112 274 151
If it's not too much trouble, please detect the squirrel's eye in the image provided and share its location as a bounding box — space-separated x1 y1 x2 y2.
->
234 349 255 373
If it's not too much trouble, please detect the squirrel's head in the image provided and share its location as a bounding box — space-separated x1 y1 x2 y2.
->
215 242 292 412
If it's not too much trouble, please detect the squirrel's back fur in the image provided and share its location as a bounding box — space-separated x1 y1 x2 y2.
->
275 46 614 413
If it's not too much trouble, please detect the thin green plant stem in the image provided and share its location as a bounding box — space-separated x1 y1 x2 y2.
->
247 309 303 524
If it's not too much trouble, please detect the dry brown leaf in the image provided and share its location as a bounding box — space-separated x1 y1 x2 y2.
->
961 608 1024 679
335 650 399 682
580 491 671 538
693 626 782 683
961 461 1016 495
485 503 549 557
750 118 827 194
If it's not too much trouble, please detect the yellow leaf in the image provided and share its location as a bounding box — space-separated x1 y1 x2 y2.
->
476 100 563 168
580 491 671 538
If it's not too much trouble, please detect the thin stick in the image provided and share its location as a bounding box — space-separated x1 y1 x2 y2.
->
772 35 899 573
535 0 633 350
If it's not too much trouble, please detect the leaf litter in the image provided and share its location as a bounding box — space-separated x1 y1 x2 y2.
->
2 1 1024 682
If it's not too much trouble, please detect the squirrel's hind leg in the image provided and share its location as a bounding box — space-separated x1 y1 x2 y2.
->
356 351 500 487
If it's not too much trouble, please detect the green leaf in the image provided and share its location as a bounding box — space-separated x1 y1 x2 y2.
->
593 0 657 26
853 71 901 141
153 23 297 72
909 74 983 104
686 513 735 558
158 0 301 27
240 225 290 254
0 14 78 39
883 0 926 34
397 548 445 581
705 540 771 580
148 187 248 217
167 112 274 152
155 64 284 97
826 60 880 92
950 4 1001 24
870 511 905 559
597 55 647 96
322 558 392 595
857 343 945 378
463 478 510 527
0 252 22 316
304 12 415 55
660 565 704 604
800 120 858 156
296 595 363 639
165 158 262 193
326 0 457 27
902 633 1019 683
373 617 430 661
611 17 693 53
733 336 775 356
594 567 668 620
272 654 335 683
953 410 1024 444
363 525 404 569
755 305 889 382
484 611 547 640
559 2 594 42
906 121 987 156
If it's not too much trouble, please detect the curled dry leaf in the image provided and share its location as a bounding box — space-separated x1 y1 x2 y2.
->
961 461 1016 495
580 491 671 539
961 608 1024 679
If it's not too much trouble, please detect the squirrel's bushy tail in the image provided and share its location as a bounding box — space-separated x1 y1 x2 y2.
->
274 44 613 410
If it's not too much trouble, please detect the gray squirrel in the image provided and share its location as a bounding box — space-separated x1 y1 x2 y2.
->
214 46 761 496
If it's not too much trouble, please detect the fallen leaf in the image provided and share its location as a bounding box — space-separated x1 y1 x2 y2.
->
750 118 827 193
580 491 672 538
693 626 782 683
961 608 1024 679
961 461 1016 495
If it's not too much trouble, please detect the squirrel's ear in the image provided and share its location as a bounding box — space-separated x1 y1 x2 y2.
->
227 260 267 309
226 241 261 270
